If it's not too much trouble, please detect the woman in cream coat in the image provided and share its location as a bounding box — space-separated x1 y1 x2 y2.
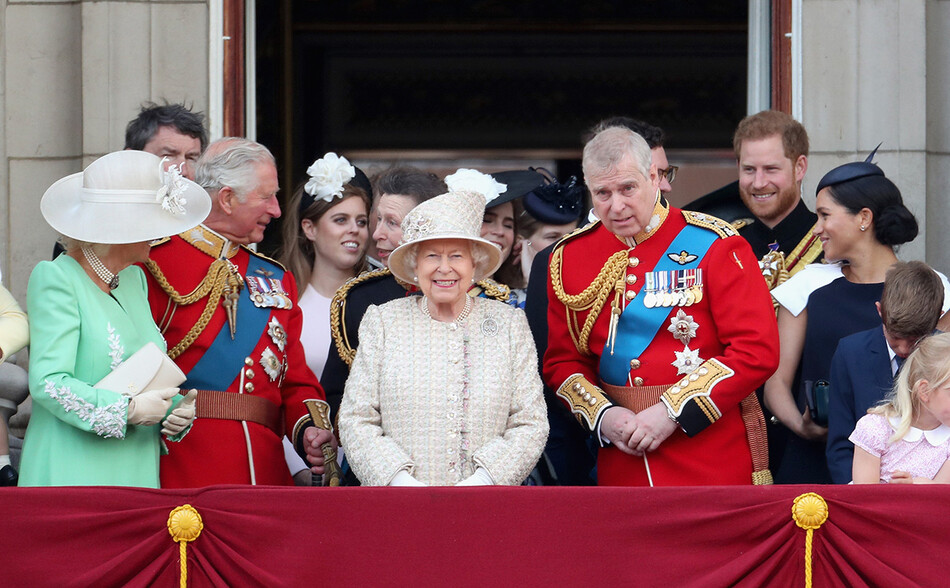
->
338 175 548 486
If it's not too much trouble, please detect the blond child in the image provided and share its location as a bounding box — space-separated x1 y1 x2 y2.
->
851 332 950 484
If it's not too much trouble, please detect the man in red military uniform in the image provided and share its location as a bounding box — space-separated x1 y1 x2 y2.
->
144 137 335 487
543 127 779 486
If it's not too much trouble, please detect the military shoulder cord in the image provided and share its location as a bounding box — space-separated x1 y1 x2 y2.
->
144 258 235 359
549 247 628 355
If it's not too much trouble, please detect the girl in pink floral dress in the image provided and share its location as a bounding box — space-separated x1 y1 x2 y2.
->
851 332 950 484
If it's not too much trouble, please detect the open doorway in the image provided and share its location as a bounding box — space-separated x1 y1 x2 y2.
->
254 1 753 251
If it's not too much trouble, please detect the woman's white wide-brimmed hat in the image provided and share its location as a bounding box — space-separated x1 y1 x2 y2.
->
388 188 504 284
41 150 211 244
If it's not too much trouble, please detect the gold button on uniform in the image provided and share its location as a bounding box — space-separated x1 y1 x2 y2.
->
633 377 644 386
628 257 639 268
244 357 253 367
626 274 637 284
245 368 255 379
629 359 641 370
244 383 255 392
625 290 635 301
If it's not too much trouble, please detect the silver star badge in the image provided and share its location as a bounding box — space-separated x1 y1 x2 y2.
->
260 347 281 381
667 309 699 345
672 345 703 375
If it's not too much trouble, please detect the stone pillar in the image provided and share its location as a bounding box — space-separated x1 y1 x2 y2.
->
801 0 942 270
926 0 950 274
1 0 209 302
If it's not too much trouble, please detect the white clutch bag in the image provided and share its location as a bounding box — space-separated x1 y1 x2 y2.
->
95 341 186 397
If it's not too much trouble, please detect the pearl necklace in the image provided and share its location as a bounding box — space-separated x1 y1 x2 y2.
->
420 295 472 327
81 246 119 290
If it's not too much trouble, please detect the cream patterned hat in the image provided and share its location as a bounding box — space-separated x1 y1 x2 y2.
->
388 184 504 284
41 150 211 244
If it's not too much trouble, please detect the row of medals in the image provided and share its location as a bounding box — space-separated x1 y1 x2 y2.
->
640 270 704 309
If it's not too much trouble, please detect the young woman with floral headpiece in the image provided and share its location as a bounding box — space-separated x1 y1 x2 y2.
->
280 153 371 382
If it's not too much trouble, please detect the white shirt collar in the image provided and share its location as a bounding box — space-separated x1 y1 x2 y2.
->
883 327 897 362
889 416 950 446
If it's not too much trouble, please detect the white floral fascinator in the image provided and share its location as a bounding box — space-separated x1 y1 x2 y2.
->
156 159 189 216
305 152 356 203
445 168 507 203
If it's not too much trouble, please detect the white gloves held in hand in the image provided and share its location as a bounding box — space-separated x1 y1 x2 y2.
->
390 470 427 487
455 468 494 486
388 467 495 487
127 387 180 426
161 389 198 437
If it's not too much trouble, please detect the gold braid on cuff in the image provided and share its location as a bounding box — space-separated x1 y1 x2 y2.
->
555 374 612 432
661 358 733 425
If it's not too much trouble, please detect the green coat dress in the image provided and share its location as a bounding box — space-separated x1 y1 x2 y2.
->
19 255 179 487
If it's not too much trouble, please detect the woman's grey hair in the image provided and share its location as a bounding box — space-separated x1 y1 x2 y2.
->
405 241 491 279
582 126 653 184
195 137 275 201
60 237 110 256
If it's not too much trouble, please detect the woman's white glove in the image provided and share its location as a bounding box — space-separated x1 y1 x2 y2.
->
390 469 427 487
455 467 494 486
127 387 179 426
161 389 197 437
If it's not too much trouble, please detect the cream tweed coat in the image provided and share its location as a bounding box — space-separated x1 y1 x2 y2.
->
338 296 548 486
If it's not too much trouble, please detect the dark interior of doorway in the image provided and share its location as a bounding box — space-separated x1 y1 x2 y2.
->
255 1 748 253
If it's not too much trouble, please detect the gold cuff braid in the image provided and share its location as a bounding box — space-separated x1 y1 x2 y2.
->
661 358 733 424
555 374 612 432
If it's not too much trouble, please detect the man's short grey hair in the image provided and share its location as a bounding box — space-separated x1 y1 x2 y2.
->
196 137 275 202
582 127 653 185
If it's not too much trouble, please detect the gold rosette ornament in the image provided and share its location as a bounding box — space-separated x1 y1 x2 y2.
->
791 493 829 588
168 504 204 588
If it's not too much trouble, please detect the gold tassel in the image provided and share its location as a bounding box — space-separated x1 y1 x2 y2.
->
791 493 829 588
168 504 204 588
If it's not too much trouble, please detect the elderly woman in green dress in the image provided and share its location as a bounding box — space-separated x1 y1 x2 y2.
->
18 150 210 487
338 175 549 486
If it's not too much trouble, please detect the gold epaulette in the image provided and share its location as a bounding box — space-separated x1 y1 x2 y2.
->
329 268 399 367
682 210 739 238
243 246 288 273
471 278 510 302
552 219 601 250
731 217 755 231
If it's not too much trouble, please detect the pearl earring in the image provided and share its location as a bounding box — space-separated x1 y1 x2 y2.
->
860 226 867 232
413 276 418 282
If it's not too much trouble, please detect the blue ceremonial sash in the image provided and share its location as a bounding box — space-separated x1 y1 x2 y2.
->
185 255 282 390
599 224 717 386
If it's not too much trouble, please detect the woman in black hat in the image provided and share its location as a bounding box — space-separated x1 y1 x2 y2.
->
516 176 586 292
764 153 949 483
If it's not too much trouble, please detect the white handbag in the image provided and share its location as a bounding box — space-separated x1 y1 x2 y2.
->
94 341 186 397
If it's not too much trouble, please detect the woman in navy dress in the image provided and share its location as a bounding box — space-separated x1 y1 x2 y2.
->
765 155 922 483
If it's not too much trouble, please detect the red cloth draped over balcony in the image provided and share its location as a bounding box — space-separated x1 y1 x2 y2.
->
1 485 943 586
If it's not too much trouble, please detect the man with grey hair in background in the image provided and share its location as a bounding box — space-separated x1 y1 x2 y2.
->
143 137 337 488
125 102 208 180
543 126 779 486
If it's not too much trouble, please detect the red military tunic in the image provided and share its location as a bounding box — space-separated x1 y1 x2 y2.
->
144 226 325 487
543 200 779 486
